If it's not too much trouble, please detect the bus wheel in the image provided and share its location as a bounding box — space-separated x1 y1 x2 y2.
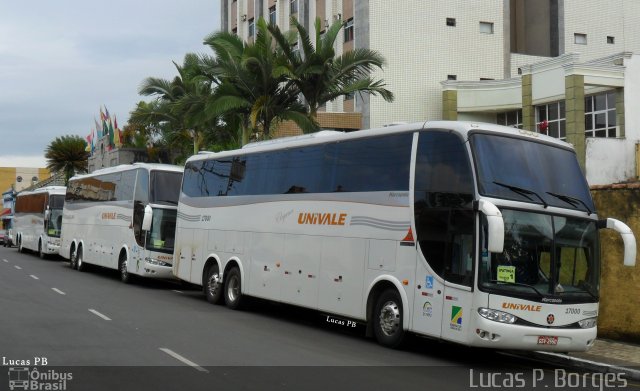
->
38 240 46 259
373 289 406 348
224 267 244 310
119 254 132 284
205 265 223 304
76 247 86 272
17 237 23 253
70 248 78 269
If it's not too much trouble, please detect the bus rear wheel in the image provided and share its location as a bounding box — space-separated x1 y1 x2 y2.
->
205 265 223 304
17 237 23 253
224 267 244 310
76 247 86 272
373 289 406 348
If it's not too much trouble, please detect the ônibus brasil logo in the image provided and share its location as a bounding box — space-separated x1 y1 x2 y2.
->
7 367 73 390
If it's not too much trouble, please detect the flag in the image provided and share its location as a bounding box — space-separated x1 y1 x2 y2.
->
108 117 115 147
95 118 103 139
114 115 123 148
104 106 110 121
100 107 106 122
85 132 92 153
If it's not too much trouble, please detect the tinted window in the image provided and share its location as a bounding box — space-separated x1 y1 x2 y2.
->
150 171 182 204
182 133 413 197
49 195 65 209
414 131 475 286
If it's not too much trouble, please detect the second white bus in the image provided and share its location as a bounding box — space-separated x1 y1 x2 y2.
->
60 163 183 282
173 121 635 351
15 186 66 258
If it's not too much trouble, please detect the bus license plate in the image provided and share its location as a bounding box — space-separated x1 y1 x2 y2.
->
537 336 558 345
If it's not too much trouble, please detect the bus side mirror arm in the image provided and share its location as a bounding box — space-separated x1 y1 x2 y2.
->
476 200 504 253
142 205 153 232
597 218 636 267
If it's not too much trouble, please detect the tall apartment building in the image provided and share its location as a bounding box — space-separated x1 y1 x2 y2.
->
222 0 640 184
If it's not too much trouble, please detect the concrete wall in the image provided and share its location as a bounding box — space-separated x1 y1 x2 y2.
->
591 185 640 342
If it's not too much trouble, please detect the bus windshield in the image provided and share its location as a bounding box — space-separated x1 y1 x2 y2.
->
145 208 177 253
150 171 181 205
479 209 600 303
470 133 595 212
47 195 65 237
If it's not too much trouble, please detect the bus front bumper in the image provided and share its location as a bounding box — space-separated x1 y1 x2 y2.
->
141 260 174 279
470 313 597 352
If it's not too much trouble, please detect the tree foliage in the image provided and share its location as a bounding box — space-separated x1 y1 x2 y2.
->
44 135 89 184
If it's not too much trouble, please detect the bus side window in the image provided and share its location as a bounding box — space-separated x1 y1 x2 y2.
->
133 169 149 247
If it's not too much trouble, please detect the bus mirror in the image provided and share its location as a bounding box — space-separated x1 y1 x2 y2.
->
478 200 504 253
598 218 636 266
142 205 153 232
44 209 50 220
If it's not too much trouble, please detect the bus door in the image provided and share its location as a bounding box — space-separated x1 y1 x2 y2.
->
440 224 475 344
412 252 444 338
176 229 194 282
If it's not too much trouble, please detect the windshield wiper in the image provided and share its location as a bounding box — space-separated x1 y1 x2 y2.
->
155 199 178 205
492 181 548 208
546 192 592 215
486 279 546 296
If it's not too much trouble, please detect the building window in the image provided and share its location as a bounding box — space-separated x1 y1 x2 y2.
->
497 110 523 129
345 91 355 100
344 18 354 42
232 27 238 35
574 33 587 45
269 6 276 25
536 101 566 140
479 22 494 34
447 75 457 81
480 78 494 81
585 91 617 138
290 0 298 15
16 176 22 183
248 18 255 38
607 36 615 44
31 176 38 183
446 18 456 27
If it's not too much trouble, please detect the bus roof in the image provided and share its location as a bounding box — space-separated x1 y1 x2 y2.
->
186 120 574 164
17 186 66 197
69 163 183 181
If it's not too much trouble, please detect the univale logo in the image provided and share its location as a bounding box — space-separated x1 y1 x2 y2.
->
297 212 347 226
502 302 542 312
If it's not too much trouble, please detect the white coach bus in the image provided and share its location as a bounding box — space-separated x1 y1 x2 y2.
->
60 163 183 283
174 121 635 351
15 186 66 258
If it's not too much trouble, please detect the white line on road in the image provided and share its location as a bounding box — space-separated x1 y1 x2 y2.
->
30 275 39 280
14 265 22 270
51 288 66 295
172 290 183 294
159 348 208 373
88 309 111 321
2 259 8 263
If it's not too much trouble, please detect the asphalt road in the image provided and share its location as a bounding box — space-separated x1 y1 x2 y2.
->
0 246 631 391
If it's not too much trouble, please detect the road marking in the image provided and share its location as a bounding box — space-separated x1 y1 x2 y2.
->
2 259 8 263
159 348 208 373
14 265 22 270
51 288 66 295
88 309 111 321
172 290 183 294
30 275 39 280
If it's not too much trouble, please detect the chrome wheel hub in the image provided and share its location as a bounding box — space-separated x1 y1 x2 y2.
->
379 301 401 336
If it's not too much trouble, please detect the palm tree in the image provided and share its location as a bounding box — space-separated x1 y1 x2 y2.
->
44 135 89 184
137 53 216 155
269 17 394 121
203 18 316 143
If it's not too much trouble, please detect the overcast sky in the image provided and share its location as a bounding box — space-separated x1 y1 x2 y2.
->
0 0 220 167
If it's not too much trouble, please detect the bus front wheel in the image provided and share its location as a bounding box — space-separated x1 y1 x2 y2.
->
38 240 46 259
224 267 244 310
119 254 132 284
373 289 406 348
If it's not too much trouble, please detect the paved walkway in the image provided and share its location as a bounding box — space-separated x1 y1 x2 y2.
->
570 339 640 368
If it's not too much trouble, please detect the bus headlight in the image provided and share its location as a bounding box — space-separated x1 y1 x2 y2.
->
478 307 517 324
578 317 597 328
146 258 171 267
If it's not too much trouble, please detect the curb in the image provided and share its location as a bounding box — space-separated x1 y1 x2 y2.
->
509 351 640 381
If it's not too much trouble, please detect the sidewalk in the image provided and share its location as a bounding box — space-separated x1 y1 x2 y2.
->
526 339 640 381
